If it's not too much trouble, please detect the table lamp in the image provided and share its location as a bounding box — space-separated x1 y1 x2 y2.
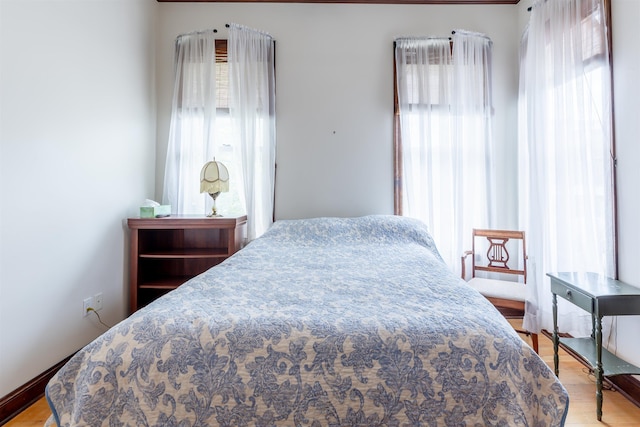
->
200 159 229 217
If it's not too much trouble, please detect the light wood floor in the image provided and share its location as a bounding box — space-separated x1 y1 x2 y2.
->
5 320 640 426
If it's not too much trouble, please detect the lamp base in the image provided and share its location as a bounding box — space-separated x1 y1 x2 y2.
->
206 192 222 218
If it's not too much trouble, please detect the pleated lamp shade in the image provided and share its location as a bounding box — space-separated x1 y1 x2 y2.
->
200 160 229 194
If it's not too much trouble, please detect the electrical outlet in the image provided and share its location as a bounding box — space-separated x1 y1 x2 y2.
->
83 297 93 317
94 293 103 311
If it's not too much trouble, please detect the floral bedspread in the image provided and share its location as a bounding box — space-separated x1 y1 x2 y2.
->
46 215 568 426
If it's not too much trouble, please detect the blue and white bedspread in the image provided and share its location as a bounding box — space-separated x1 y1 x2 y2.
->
46 215 568 426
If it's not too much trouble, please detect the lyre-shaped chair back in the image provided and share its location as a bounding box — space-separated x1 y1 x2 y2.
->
469 229 526 283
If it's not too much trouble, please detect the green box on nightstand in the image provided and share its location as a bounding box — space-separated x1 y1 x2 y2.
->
139 205 171 218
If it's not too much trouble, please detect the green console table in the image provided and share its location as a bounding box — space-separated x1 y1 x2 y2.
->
547 272 640 421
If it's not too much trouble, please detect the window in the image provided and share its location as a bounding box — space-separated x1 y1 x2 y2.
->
212 40 244 217
517 0 615 336
163 34 244 216
164 26 276 240
394 33 494 273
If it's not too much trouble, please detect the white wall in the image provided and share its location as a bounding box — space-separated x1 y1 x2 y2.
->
611 0 640 369
155 3 520 226
0 0 157 397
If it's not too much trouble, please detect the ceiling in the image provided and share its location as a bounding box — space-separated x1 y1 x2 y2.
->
157 0 520 4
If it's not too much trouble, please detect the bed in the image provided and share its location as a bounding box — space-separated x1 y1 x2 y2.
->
45 215 568 426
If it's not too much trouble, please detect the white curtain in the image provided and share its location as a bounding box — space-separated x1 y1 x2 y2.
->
518 0 615 336
395 32 495 274
163 30 217 214
228 24 276 241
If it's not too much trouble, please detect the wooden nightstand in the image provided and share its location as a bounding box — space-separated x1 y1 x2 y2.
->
547 272 640 421
127 215 247 313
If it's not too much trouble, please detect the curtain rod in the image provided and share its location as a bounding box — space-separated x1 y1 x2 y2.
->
176 28 217 39
451 29 492 42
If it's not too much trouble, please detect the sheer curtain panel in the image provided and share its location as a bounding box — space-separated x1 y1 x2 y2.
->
518 0 615 337
228 24 276 241
163 30 217 214
395 33 495 274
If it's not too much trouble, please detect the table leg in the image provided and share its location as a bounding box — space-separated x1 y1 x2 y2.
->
595 313 603 421
552 293 559 376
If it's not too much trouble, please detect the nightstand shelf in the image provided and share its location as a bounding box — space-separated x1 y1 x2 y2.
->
138 277 193 289
558 337 640 377
128 215 247 313
140 248 230 258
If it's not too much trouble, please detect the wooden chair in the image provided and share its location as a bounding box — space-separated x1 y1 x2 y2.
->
461 229 538 353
